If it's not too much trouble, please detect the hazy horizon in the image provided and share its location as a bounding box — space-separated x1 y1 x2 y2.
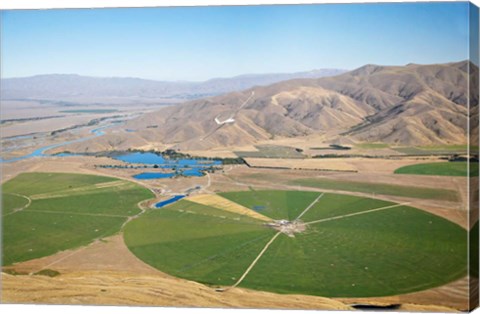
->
1 67 348 81
2 58 475 82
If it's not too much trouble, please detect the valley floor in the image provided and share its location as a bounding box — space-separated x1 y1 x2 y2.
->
1 153 474 311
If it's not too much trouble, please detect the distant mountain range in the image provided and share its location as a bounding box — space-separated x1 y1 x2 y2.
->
0 69 346 101
112 60 477 149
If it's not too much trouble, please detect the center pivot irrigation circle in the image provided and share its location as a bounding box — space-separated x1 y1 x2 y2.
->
124 190 467 298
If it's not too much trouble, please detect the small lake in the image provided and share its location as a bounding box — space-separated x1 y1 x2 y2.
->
133 172 176 180
181 168 204 177
113 152 221 167
155 195 185 208
114 152 220 179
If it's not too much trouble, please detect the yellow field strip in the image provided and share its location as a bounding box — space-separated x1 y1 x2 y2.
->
29 182 131 200
94 181 126 188
187 194 272 222
304 202 411 225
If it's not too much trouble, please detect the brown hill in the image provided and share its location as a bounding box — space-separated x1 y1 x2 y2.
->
323 61 475 145
70 61 477 152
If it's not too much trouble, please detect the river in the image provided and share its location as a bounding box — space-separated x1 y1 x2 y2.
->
0 124 117 163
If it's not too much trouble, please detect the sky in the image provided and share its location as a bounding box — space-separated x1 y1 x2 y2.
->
0 2 476 81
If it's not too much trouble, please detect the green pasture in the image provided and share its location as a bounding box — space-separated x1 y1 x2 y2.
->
243 205 466 297
124 190 467 298
124 200 275 285
290 178 459 201
2 172 154 265
471 222 479 278
392 145 477 155
2 172 114 196
2 193 29 216
219 190 321 220
394 162 478 177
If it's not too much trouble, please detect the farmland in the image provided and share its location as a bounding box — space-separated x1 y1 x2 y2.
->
394 162 479 177
2 172 154 265
242 205 467 297
471 222 479 278
235 145 305 159
2 193 29 215
290 178 459 201
124 200 275 286
392 146 471 155
354 143 390 149
244 157 357 172
219 190 323 220
124 190 467 298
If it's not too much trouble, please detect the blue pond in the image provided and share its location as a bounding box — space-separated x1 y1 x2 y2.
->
114 152 220 179
114 152 221 167
115 152 168 164
133 172 175 180
181 168 204 177
155 195 185 208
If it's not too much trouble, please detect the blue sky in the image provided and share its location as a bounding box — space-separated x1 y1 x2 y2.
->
0 2 474 80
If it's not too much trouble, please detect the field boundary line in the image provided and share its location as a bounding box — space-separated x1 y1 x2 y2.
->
29 181 130 200
164 207 264 226
23 209 129 218
178 233 273 273
295 193 324 220
229 231 282 290
304 202 411 226
2 193 32 216
121 197 157 230
35 244 91 274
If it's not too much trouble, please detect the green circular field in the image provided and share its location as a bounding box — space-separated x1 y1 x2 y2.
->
2 172 154 265
124 190 467 298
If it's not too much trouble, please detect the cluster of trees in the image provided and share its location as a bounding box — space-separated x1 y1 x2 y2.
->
97 164 151 169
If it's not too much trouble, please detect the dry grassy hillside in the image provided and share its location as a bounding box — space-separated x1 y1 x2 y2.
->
66 61 477 152
326 61 475 145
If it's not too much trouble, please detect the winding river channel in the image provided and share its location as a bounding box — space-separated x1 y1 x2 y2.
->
0 124 116 163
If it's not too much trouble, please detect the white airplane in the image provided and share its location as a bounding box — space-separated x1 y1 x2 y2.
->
213 91 255 125
201 91 255 141
215 116 235 125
